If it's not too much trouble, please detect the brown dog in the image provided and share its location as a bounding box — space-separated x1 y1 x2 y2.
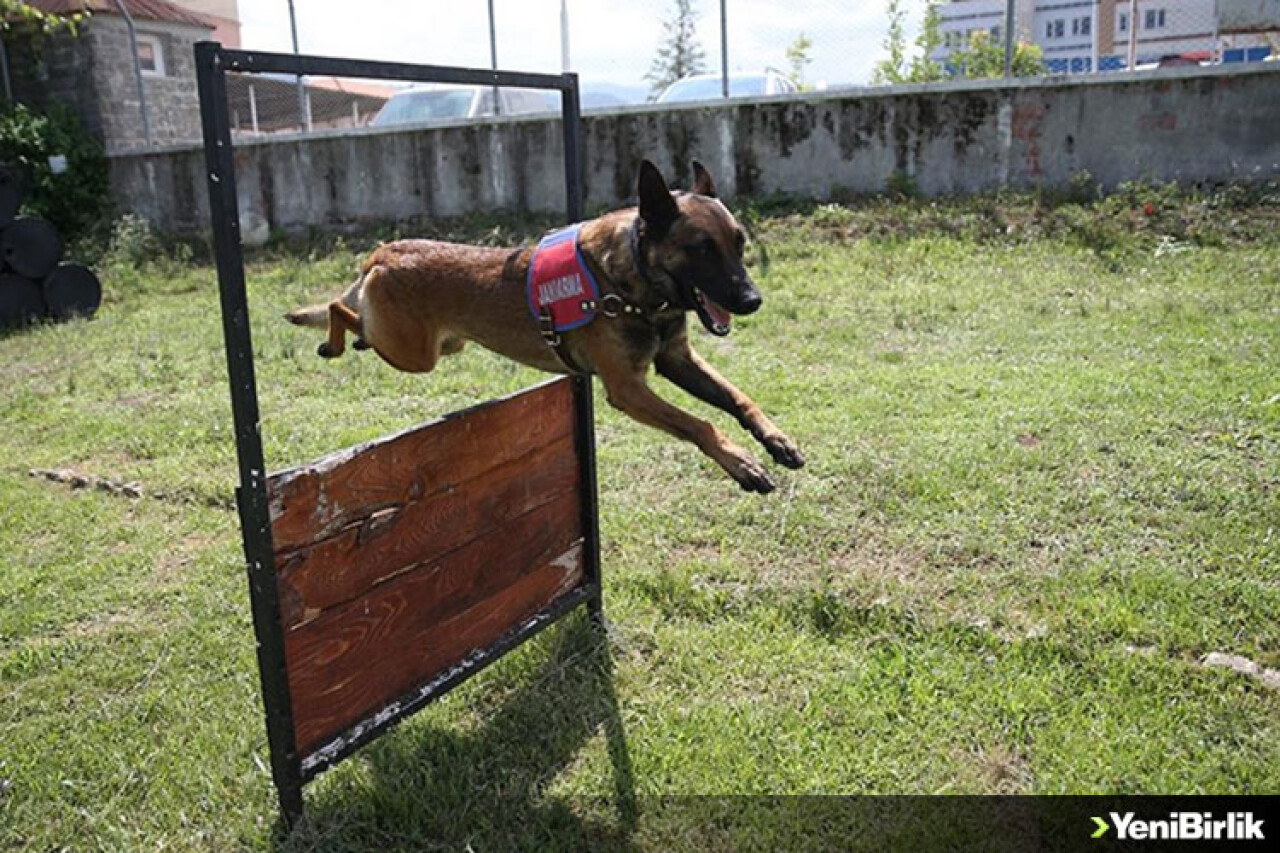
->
286 159 804 493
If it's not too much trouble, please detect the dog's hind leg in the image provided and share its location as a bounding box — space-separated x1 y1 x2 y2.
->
318 300 361 359
358 266 443 373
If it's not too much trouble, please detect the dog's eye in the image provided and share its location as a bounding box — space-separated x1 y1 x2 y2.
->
694 239 717 258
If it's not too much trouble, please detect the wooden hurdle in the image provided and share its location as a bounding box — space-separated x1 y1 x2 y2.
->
195 42 599 826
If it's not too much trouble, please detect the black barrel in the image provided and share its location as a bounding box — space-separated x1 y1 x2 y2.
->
0 164 24 228
42 262 102 321
2 216 63 279
0 272 45 329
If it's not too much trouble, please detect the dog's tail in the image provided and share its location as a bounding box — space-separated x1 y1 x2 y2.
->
284 279 361 328
284 302 328 328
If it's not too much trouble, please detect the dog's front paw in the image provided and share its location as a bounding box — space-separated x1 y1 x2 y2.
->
729 454 776 494
763 433 806 470
317 342 340 359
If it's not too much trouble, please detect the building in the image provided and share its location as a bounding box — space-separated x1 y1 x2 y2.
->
8 0 217 152
6 1 388 152
933 0 1273 75
168 0 239 47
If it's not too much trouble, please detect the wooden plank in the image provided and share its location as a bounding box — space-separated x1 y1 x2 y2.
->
267 377 573 551
277 433 579 629
284 491 584 754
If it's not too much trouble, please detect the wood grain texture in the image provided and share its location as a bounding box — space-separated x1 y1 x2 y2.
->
276 434 579 629
285 491 584 754
267 377 574 551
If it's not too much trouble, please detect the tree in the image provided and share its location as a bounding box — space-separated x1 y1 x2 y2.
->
871 0 908 84
785 31 814 90
646 0 707 99
950 30 1045 79
0 1 84 37
908 0 946 83
872 0 945 85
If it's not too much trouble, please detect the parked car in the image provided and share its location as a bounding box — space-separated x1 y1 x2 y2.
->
656 69 799 103
371 85 552 126
578 81 649 111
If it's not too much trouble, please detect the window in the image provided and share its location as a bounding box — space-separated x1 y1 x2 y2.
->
991 25 1001 41
1118 12 1128 33
135 34 165 76
1080 16 1091 37
1054 19 1065 38
1145 9 1166 30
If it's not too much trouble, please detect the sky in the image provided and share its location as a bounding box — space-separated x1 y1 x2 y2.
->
239 0 933 95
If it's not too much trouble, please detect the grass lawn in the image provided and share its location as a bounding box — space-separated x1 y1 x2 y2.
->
2 191 1278 851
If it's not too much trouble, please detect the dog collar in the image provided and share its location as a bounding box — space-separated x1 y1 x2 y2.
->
628 216 681 316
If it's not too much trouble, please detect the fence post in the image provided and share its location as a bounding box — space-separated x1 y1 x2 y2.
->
1128 0 1139 69
720 0 729 98
1004 0 1015 78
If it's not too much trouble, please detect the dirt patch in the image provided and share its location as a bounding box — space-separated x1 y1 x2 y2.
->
1202 651 1280 689
29 467 143 498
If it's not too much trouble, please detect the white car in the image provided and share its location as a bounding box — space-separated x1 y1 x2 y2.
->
371 85 552 126
656 70 799 103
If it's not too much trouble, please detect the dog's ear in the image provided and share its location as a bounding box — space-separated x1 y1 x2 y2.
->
691 160 717 198
637 159 680 235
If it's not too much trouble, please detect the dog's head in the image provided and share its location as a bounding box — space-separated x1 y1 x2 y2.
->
635 159 760 337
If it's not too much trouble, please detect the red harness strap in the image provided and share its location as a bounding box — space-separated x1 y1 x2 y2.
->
526 224 603 372
527 224 602 331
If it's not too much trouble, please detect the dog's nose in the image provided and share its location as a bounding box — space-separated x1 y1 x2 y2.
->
736 289 762 315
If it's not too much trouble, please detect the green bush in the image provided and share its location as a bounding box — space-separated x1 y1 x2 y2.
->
0 102 109 240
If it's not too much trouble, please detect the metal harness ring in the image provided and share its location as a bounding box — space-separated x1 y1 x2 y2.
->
599 293 626 318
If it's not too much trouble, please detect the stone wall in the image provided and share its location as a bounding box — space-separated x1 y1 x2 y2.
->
8 15 210 153
88 17 210 152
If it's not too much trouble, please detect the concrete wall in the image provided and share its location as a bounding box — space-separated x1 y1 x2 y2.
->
108 63 1280 236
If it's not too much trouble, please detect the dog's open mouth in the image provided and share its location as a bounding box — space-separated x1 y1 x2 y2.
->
692 289 732 337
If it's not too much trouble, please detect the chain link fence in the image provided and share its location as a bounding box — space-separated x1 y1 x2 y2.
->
927 1 1276 78
216 1 1277 142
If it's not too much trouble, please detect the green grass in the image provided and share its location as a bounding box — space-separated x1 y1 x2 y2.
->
2 191 1278 851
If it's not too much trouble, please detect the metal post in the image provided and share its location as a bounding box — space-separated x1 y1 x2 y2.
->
559 73 600 626
249 83 259 132
560 0 571 72
560 74 583 221
1004 0 1016 77
0 36 12 102
1090 0 1099 73
288 0 307 131
720 0 729 98
112 0 153 146
194 40 304 828
488 0 501 116
1128 0 1139 69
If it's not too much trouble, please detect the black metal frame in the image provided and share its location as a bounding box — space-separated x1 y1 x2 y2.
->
194 42 599 828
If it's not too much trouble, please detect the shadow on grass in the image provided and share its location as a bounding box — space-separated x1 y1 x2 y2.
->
279 612 639 853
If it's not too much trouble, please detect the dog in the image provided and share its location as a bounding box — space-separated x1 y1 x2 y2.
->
286 159 804 493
